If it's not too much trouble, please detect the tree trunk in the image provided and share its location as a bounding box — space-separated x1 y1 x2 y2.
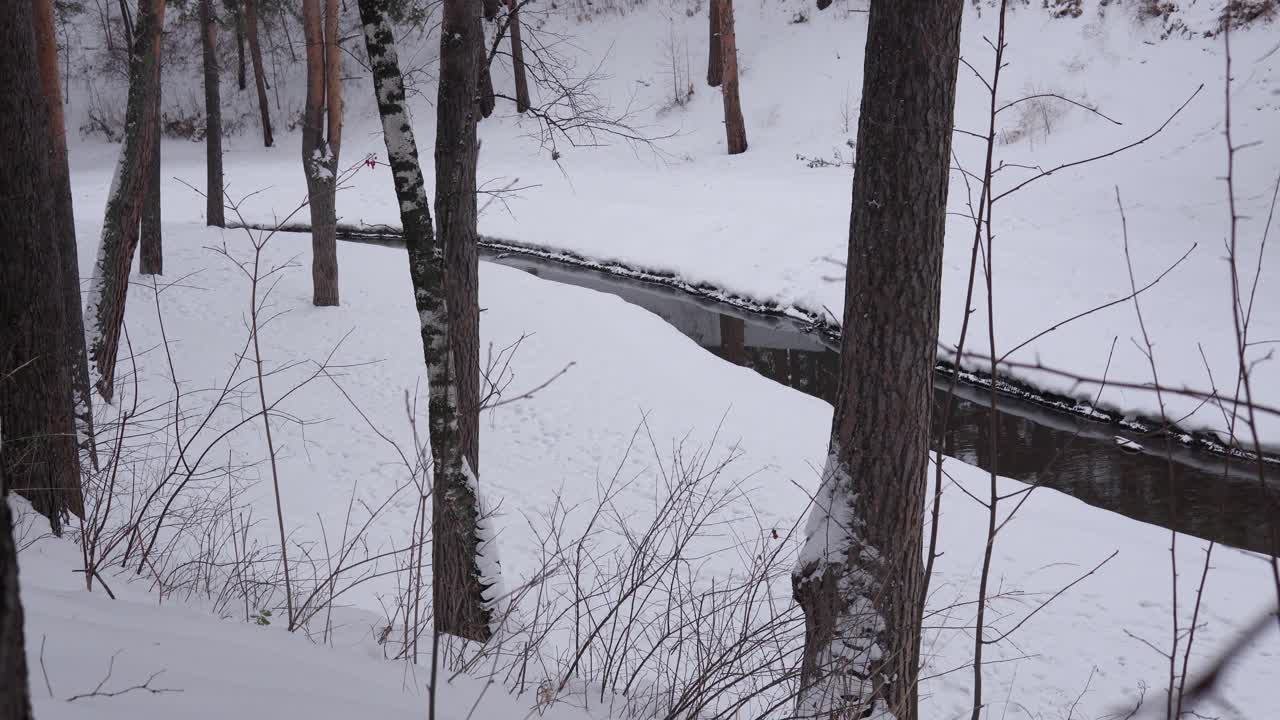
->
244 0 273 146
358 0 498 643
507 0 530 113
719 0 746 155
201 0 225 227
34 0 97 469
140 45 163 276
706 0 722 88
482 0 500 21
1 452 33 720
302 0 341 307
791 1 962 719
85 0 166 402
477 35 495 119
1 0 84 534
230 0 247 90
435 0 495 642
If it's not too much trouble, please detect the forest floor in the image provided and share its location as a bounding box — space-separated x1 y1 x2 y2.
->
19 1 1280 717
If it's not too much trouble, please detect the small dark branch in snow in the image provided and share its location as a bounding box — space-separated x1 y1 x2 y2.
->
66 652 181 701
992 85 1203 203
996 93 1123 126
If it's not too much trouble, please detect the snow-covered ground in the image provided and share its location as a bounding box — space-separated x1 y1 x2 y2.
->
63 0 1280 447
20 1 1277 717
20 214 1280 717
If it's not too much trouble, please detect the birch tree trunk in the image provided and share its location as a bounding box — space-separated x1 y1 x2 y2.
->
356 0 500 643
1 0 84 533
508 0 529 113
201 0 225 227
719 0 746 155
34 0 97 468
706 0 722 88
791 1 963 718
140 46 163 276
301 0 341 306
85 0 166 401
244 0 273 146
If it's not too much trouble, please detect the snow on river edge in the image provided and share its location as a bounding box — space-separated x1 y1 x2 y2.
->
18 221 1280 719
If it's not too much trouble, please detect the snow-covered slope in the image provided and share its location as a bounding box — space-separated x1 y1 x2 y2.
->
18 212 1280 717
63 0 1280 448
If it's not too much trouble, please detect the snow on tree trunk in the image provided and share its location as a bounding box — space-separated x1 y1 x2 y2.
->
85 0 166 402
301 0 341 307
201 0 225 227
791 1 962 718
1 0 84 533
34 0 98 468
140 46 163 276
508 0 530 113
357 0 500 642
244 0 273 147
706 0 722 88
719 0 746 155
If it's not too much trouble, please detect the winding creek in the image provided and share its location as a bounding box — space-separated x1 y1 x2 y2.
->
274 225 1280 556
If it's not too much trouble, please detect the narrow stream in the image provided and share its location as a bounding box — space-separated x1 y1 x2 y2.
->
267 223 1278 555
489 253 1280 556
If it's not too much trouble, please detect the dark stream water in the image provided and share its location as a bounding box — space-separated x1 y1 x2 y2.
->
271 222 1278 555
487 253 1280 556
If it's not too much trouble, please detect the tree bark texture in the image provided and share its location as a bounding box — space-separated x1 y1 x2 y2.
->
706 0 722 88
358 0 497 644
34 0 97 468
791 1 962 719
302 0 342 306
719 0 746 155
482 0 500 21
1 0 84 533
85 0 165 403
201 0 225 227
1 453 33 720
244 0 273 146
229 0 247 90
434 0 495 642
507 0 530 113
477 32 495 119
140 45 163 276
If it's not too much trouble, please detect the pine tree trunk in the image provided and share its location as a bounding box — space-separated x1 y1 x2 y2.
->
507 0 529 113
140 46 163 276
791 2 962 718
1 452 33 720
435 0 494 642
85 0 166 402
201 0 225 227
357 0 499 643
244 0 273 146
1 0 84 534
706 0 722 88
719 0 746 155
34 0 97 469
302 0 341 307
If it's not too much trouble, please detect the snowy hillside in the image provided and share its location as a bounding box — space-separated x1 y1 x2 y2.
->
60 0 1280 449
7 1 1277 718
17 222 1280 718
